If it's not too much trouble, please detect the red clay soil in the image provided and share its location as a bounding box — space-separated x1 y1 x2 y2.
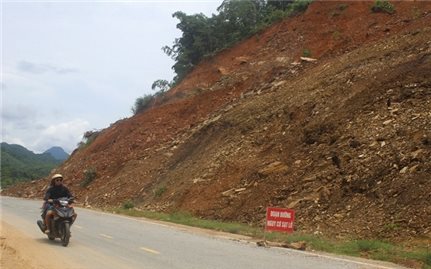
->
4 1 431 254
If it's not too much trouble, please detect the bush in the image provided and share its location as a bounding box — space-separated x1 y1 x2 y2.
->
132 94 154 115
288 0 313 15
154 186 167 197
77 130 100 149
81 167 96 187
371 0 395 14
302 48 311 57
264 9 288 24
122 200 134 209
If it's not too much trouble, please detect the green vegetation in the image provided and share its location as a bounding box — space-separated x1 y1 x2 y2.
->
132 0 314 114
330 4 348 17
131 79 173 115
425 253 431 267
45 146 69 161
110 207 431 268
80 167 97 187
337 3 348 11
302 48 311 57
77 130 100 149
154 186 167 197
112 208 259 236
383 222 400 232
371 0 395 14
151 79 172 93
122 200 135 209
1 142 62 187
332 30 341 40
412 6 421 20
131 94 155 115
164 0 313 85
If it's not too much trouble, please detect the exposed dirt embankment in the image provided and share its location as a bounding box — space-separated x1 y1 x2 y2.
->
3 1 431 243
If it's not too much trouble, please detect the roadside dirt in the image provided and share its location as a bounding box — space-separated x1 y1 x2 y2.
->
0 221 78 269
3 1 430 255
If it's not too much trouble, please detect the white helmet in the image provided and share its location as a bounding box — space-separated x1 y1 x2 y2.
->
51 174 63 180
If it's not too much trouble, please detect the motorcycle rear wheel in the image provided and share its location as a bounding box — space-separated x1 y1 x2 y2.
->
61 222 70 247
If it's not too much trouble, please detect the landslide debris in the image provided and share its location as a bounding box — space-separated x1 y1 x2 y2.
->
3 1 431 242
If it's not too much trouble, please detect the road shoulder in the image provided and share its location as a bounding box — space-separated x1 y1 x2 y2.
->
0 221 80 269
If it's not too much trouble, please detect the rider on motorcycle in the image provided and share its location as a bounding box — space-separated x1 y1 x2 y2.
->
43 174 76 234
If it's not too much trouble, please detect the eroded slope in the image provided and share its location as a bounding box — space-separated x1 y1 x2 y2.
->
4 1 431 241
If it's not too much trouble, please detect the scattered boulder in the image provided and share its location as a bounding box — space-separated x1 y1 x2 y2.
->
258 162 288 176
300 56 317 62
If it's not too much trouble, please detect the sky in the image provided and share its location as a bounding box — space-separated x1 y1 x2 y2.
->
1 0 221 154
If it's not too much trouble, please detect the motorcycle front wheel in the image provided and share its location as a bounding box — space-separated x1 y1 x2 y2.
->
61 222 70 247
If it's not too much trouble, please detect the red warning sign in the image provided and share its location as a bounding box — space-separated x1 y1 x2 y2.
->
265 207 295 233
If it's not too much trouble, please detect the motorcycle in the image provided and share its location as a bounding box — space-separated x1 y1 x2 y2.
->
37 197 76 246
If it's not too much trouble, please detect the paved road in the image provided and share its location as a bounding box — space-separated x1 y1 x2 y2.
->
1 196 405 269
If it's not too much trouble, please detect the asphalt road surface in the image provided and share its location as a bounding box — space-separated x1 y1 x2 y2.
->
1 196 406 269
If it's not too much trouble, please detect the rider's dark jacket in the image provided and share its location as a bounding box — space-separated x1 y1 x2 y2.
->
44 185 73 201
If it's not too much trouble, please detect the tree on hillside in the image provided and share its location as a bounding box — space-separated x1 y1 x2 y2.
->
163 11 216 83
151 79 172 93
215 0 267 44
162 0 312 86
131 94 154 115
267 0 294 10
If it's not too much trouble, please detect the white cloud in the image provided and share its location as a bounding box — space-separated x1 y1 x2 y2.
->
17 60 79 75
2 102 90 153
2 1 221 154
2 104 39 125
33 119 91 153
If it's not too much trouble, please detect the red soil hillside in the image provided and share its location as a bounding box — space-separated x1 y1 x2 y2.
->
4 1 431 245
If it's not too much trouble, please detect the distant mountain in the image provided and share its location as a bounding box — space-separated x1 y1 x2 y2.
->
0 142 62 187
44 146 69 161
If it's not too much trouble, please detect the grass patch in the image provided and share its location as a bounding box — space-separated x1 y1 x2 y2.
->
337 3 348 11
302 48 311 57
426 253 431 266
332 30 341 40
112 208 260 236
122 201 134 209
401 250 431 269
109 207 430 268
337 240 393 257
154 186 167 197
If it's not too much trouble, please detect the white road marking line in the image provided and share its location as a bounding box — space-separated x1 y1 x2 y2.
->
99 234 113 239
288 248 402 269
74 225 83 229
140 247 160 255
316 254 400 269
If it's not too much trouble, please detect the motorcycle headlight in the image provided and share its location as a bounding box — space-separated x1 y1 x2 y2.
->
60 200 68 206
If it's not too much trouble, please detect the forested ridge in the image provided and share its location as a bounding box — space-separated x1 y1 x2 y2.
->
0 143 62 187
